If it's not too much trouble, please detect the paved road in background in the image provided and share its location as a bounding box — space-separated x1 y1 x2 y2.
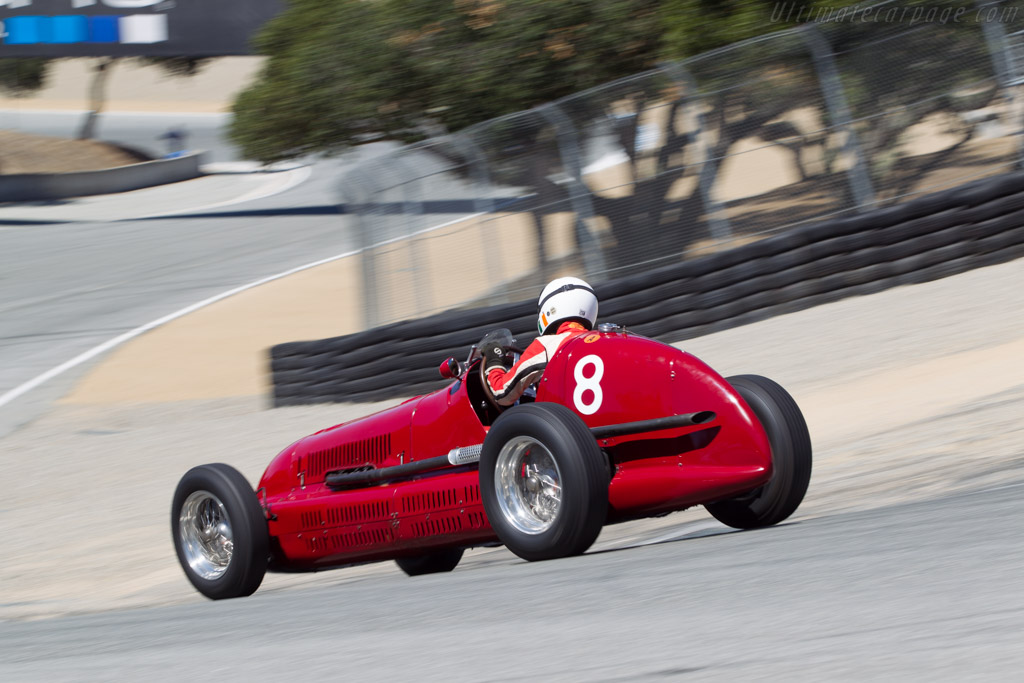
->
0 148 383 437
1 483 1020 680
0 129 498 437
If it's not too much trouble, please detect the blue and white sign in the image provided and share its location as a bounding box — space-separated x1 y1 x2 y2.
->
0 0 281 56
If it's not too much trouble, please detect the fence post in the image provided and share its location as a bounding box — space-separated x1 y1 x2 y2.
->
802 25 876 210
392 152 432 316
448 131 506 300
339 168 379 329
661 61 732 241
536 102 608 278
975 0 1024 168
977 0 1014 83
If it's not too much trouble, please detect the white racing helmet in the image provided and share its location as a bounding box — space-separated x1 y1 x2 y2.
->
537 276 598 335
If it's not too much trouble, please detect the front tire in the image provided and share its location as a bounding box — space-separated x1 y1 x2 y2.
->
480 403 609 561
395 548 464 576
706 375 812 529
171 463 269 600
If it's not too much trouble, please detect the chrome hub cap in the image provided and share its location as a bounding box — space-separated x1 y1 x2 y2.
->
495 436 562 534
179 490 233 580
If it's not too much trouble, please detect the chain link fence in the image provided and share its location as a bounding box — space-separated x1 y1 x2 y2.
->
341 0 1024 328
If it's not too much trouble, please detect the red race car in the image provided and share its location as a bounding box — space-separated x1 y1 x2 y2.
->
171 325 812 599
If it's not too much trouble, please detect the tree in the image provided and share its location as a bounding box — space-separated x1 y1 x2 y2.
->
661 0 823 57
2 56 210 139
77 56 211 140
229 0 681 277
657 0 991 202
230 0 856 164
230 0 415 162
232 0 1001 277
0 58 50 95
822 13 996 199
231 0 665 162
571 0 994 272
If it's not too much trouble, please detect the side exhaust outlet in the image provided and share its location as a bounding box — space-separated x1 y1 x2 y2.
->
590 411 716 440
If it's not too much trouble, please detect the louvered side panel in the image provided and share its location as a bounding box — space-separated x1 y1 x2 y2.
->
306 433 394 480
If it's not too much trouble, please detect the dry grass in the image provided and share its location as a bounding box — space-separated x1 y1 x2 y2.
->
0 129 146 175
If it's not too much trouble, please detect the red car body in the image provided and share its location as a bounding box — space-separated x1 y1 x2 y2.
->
257 328 772 571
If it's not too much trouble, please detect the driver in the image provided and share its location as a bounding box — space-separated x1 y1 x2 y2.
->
484 276 598 406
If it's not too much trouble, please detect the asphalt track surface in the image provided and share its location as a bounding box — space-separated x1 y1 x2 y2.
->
1 484 1021 680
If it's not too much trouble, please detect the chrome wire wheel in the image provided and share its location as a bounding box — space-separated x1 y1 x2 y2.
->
480 403 608 561
172 464 269 599
494 436 563 534
179 490 234 580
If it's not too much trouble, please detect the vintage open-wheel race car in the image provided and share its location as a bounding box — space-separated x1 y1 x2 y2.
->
171 324 811 599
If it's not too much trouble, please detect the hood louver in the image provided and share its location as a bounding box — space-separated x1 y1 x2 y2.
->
307 434 392 479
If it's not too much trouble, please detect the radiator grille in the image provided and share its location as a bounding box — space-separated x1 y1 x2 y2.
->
300 500 391 530
305 534 325 553
410 510 487 537
401 487 460 513
411 512 463 537
307 434 391 477
328 527 393 550
328 500 391 525
399 484 480 513
305 526 394 553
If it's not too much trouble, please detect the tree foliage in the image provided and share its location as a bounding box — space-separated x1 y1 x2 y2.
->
0 58 50 95
232 0 670 162
0 56 208 98
231 0 415 162
142 57 212 77
659 0 851 58
232 0 1003 279
231 0 863 162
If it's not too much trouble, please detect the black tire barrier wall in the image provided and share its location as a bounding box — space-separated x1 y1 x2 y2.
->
0 153 204 203
271 170 1024 406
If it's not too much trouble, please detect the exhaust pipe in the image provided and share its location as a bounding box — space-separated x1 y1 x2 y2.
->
590 411 715 440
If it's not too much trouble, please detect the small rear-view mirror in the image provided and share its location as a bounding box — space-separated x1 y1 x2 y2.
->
439 357 462 379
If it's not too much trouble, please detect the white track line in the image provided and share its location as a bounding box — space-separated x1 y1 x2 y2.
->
0 249 356 410
0 203 498 411
135 164 313 220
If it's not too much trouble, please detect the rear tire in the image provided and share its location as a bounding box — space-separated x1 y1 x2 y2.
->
706 375 812 529
395 548 464 576
171 463 268 600
480 403 609 561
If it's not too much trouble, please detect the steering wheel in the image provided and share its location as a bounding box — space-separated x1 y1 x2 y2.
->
474 329 517 410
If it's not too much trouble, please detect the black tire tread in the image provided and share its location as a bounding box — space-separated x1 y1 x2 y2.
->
394 547 465 576
480 402 608 561
705 375 812 529
171 463 269 600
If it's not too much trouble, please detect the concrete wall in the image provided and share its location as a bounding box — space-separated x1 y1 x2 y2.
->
0 152 204 202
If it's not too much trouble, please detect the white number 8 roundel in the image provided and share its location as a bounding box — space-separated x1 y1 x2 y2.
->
573 354 604 415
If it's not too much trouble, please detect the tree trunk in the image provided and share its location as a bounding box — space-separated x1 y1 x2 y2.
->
77 58 116 140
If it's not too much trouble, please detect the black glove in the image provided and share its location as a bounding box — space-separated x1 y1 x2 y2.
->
482 342 511 372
